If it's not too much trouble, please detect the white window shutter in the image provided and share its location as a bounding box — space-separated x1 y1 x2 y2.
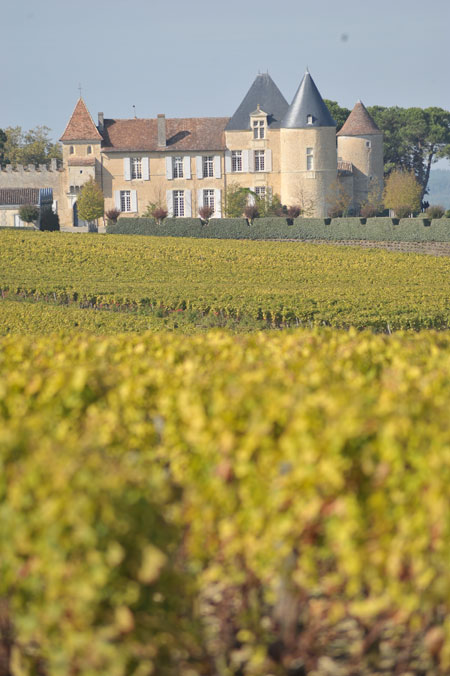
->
183 156 191 179
114 191 121 210
242 150 250 173
214 189 222 217
124 157 131 181
225 150 232 173
166 190 174 216
265 149 272 172
142 157 150 180
248 150 255 173
197 189 204 211
165 157 173 180
184 189 192 217
131 190 138 212
196 156 203 179
248 187 256 206
214 155 221 179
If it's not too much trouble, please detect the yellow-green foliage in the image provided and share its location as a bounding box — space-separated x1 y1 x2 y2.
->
2 330 450 673
384 169 422 216
1 230 450 330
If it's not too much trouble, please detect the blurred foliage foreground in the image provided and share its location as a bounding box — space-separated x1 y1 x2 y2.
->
2 330 450 675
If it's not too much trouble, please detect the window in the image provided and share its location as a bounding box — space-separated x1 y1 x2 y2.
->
173 190 184 217
69 146 74 154
231 150 242 172
254 150 265 172
87 146 92 155
307 115 313 125
306 147 314 171
120 190 131 212
202 156 214 178
255 186 266 200
131 157 142 179
253 119 265 139
173 157 183 178
203 189 215 211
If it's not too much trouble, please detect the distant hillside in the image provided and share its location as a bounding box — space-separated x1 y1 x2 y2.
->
427 169 450 208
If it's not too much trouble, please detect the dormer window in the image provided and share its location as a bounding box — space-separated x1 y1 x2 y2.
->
307 115 313 125
87 145 92 155
69 146 74 154
253 119 265 139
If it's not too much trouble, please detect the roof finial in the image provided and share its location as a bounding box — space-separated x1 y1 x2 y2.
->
305 65 309 74
78 82 82 98
132 104 136 119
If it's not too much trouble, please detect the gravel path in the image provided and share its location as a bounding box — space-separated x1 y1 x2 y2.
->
299 239 450 256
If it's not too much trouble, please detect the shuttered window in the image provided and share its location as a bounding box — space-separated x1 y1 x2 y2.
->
173 190 184 217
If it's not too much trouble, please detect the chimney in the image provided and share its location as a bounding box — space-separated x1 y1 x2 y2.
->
157 114 166 147
98 112 104 133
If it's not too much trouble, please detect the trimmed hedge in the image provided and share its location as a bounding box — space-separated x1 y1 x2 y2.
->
106 217 450 242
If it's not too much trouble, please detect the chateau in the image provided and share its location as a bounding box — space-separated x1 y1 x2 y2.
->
0 71 383 227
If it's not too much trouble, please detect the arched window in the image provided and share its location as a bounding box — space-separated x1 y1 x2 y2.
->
69 146 74 154
87 145 92 155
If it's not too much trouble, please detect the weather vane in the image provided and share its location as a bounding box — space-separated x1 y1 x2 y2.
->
78 83 82 98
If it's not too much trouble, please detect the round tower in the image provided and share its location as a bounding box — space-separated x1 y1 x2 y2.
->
337 101 383 210
280 71 337 217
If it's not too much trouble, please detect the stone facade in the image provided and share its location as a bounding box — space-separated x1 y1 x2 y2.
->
0 72 384 227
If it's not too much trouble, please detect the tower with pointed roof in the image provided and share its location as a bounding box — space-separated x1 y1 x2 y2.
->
59 98 103 226
279 71 337 216
337 101 383 209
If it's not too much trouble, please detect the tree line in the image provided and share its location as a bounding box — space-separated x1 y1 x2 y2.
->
0 126 61 166
325 100 450 200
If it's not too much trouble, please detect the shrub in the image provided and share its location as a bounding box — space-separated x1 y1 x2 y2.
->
77 178 104 227
395 205 413 218
40 208 60 231
287 205 302 219
105 208 121 225
19 204 39 225
360 203 378 218
425 205 445 219
198 205 214 223
152 207 168 224
244 205 259 223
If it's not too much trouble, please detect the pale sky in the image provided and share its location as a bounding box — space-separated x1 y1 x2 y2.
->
2 0 450 148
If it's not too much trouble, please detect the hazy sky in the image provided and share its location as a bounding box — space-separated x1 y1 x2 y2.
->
2 0 450 146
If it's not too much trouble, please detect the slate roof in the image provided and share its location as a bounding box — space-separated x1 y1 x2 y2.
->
0 188 40 206
60 98 103 142
337 101 382 136
281 71 336 129
225 73 289 131
101 117 229 152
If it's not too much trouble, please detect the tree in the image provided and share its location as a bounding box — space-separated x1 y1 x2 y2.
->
77 178 104 231
383 170 422 217
367 106 450 199
225 183 252 217
0 128 6 165
324 100 351 132
2 125 62 166
359 177 384 217
326 179 352 217
18 204 39 226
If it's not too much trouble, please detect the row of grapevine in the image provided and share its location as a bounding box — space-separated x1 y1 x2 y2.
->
2 330 450 674
1 230 450 331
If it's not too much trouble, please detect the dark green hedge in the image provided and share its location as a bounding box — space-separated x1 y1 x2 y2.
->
106 217 450 242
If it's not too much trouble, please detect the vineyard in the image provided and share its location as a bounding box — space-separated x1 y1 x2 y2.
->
1 230 450 330
2 230 450 675
2 330 450 675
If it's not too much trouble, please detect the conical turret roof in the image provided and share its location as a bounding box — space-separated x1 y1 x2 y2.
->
226 73 289 131
337 100 382 136
60 98 103 142
281 71 335 129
